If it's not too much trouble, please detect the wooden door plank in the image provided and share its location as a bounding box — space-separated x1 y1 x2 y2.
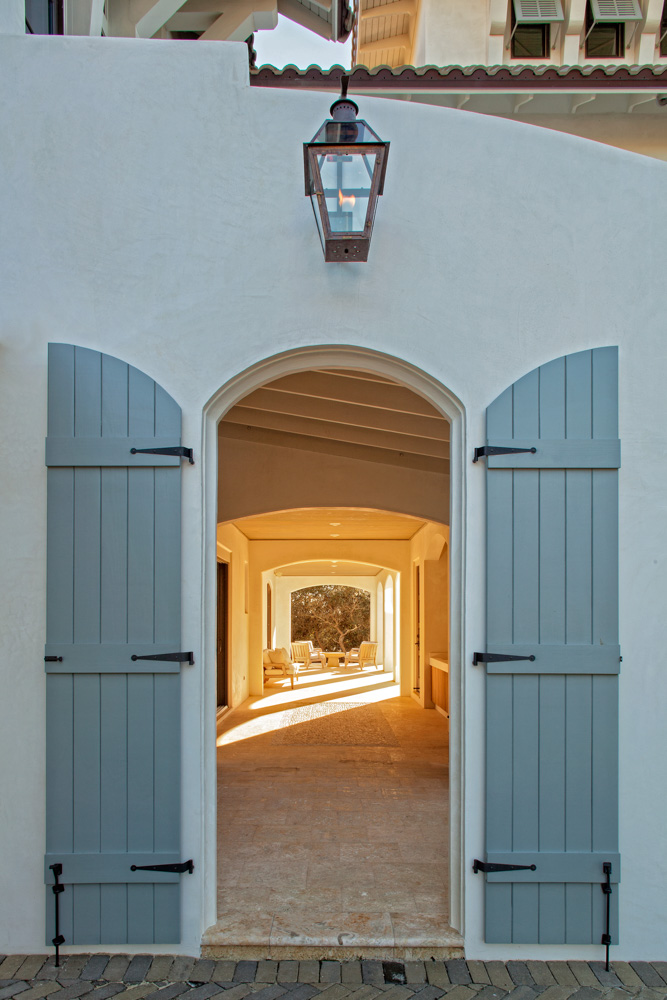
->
74 347 102 437
46 470 74 644
73 674 101 852
102 353 129 438
101 674 128 853
73 468 101 644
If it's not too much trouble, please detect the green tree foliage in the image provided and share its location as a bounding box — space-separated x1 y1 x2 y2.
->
291 585 371 652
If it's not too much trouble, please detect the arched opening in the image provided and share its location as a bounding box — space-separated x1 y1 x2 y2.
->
202 347 465 955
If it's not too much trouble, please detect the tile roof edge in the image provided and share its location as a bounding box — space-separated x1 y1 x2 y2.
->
249 63 667 90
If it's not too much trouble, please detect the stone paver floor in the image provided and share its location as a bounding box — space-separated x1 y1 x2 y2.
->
1 955 667 1000
213 671 451 952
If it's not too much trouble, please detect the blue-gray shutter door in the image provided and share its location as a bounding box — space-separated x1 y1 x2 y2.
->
45 343 187 945
481 347 620 944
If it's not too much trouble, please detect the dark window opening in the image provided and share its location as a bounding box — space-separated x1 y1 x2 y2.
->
660 1 667 56
510 3 551 58
585 3 625 57
25 0 63 34
170 30 203 39
512 22 550 57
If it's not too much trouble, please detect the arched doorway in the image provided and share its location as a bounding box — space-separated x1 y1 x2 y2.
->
202 347 465 952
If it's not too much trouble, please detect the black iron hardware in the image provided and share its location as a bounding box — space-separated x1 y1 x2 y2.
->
601 861 612 970
473 859 537 874
130 446 194 465
130 860 195 874
473 445 537 463
44 656 63 662
473 652 535 665
131 651 195 665
49 863 65 966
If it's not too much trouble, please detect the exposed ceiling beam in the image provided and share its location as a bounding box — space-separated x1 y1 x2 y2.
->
265 370 442 416
136 0 188 37
219 422 449 475
222 404 449 458
200 0 277 40
360 0 415 18
358 32 411 53
236 387 449 440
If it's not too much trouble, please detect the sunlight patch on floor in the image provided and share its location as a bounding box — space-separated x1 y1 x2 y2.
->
217 672 400 746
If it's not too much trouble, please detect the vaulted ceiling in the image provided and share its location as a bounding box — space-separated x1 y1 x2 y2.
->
220 368 449 474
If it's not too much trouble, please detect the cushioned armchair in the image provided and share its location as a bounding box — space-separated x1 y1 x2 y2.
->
344 641 379 671
263 647 303 688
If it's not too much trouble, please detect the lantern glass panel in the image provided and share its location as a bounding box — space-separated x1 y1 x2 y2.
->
317 150 378 234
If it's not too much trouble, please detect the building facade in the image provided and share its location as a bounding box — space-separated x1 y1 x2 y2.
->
1 14 667 963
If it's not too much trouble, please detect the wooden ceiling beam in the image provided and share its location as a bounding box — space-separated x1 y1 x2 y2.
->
360 0 415 18
265 370 443 416
358 32 411 53
222 404 450 457
219 422 449 475
235 387 449 440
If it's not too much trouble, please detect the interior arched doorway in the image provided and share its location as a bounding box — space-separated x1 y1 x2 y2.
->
202 346 465 951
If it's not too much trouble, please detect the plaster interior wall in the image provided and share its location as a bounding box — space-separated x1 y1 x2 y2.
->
216 524 251 708
1 33 667 958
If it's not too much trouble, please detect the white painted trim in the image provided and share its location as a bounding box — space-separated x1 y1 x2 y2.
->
201 344 466 941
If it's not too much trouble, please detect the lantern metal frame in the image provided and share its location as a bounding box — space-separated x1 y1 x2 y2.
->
303 82 390 263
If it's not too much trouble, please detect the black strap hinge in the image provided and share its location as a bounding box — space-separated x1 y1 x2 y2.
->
473 445 536 463
131 651 195 665
131 446 194 465
473 652 535 665
473 859 537 874
131 860 194 874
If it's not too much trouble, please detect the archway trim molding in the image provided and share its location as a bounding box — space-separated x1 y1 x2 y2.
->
200 345 466 940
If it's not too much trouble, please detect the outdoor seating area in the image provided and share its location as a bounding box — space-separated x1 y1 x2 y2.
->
263 641 382 689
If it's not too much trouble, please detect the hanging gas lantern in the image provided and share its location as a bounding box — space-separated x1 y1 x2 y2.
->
303 77 390 263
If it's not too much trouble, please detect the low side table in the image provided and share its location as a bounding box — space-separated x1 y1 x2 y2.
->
323 651 342 668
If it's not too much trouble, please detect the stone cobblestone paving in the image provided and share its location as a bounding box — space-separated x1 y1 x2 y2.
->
0 959 666 1000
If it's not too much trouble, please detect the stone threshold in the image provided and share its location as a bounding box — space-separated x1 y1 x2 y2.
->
201 918 464 960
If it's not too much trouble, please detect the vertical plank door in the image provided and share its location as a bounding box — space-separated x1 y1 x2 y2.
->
480 347 621 944
45 344 190 945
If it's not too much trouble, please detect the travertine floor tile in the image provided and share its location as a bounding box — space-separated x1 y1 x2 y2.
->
215 675 451 952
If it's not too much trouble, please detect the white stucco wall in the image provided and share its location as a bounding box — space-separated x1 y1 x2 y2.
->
1 33 667 959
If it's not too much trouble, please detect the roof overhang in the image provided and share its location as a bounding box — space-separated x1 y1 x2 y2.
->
250 63 667 116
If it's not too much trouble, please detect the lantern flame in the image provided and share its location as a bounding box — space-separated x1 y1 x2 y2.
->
338 190 356 210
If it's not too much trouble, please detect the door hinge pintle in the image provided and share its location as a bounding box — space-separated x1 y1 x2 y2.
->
473 445 537 463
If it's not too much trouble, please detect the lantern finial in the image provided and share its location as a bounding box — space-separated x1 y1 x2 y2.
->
330 74 358 121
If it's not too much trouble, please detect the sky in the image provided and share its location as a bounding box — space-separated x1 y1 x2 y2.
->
253 14 352 69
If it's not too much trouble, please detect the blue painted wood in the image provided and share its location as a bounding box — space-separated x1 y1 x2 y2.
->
45 344 184 945
482 347 620 945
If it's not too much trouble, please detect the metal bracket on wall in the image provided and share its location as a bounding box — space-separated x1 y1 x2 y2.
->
473 445 537 463
49 863 65 966
130 446 194 464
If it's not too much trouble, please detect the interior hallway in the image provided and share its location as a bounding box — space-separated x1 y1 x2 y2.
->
207 668 461 958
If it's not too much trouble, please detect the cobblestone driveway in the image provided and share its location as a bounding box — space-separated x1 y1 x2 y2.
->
2 956 667 1000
